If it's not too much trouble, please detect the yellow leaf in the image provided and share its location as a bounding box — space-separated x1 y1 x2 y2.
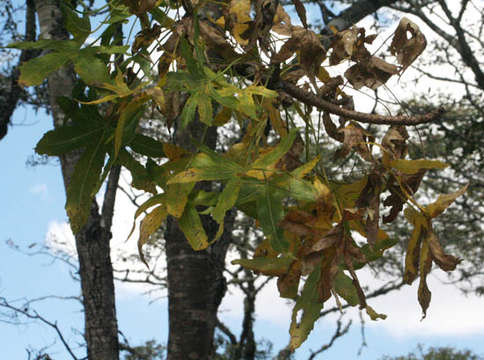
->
178 204 209 251
138 205 167 267
166 182 194 217
424 185 468 218
390 159 448 174
229 0 252 45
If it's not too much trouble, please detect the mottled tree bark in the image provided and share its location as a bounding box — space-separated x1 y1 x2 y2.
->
165 118 234 359
34 1 120 359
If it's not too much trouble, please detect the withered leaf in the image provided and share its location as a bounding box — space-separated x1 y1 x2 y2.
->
418 239 433 319
356 173 382 247
307 224 342 254
382 125 409 162
344 56 399 90
278 260 302 299
272 28 326 78
323 111 344 142
335 122 373 161
390 17 427 73
318 247 339 302
383 170 425 223
329 28 359 65
427 231 461 271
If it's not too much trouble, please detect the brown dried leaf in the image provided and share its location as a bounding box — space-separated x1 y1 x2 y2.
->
345 56 399 90
335 123 372 160
318 247 339 302
390 17 427 73
323 111 344 142
308 224 342 254
418 239 432 319
278 261 302 299
383 170 425 223
356 173 382 246
132 24 162 53
427 231 461 271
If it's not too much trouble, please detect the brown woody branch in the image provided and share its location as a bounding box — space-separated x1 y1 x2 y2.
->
281 81 445 125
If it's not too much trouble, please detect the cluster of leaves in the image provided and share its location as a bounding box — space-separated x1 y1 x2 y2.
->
9 0 466 350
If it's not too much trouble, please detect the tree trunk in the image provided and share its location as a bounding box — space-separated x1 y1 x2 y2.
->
165 120 233 359
34 1 120 359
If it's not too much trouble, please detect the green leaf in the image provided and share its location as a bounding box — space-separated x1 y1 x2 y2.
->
114 101 146 158
129 134 165 158
19 52 70 86
333 270 359 306
178 203 209 251
65 138 106 234
249 129 298 175
232 257 293 276
212 178 241 224
74 54 111 85
275 175 318 202
257 187 287 252
8 39 80 51
35 125 103 155
390 159 448 174
180 94 198 129
167 153 244 184
197 94 213 126
61 3 91 43
118 149 156 193
289 266 323 350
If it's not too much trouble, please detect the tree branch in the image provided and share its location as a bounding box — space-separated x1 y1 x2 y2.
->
307 318 352 360
280 81 445 125
0 297 79 360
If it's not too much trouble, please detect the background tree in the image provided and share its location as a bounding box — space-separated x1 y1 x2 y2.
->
380 345 484 360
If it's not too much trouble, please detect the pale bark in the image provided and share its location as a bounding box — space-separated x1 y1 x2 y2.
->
34 1 120 359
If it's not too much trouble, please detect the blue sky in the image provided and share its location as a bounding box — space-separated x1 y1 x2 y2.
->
1 101 484 360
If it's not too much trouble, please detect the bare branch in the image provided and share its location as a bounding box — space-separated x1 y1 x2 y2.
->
0 297 79 360
280 81 445 125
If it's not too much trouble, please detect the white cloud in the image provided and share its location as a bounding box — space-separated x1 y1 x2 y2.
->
241 267 484 339
29 183 48 199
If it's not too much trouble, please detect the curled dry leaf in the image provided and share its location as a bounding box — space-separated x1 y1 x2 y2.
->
427 231 461 271
418 238 432 318
272 28 326 78
356 173 382 246
383 170 425 223
307 224 342 254
345 56 399 90
390 17 427 73
335 122 373 161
